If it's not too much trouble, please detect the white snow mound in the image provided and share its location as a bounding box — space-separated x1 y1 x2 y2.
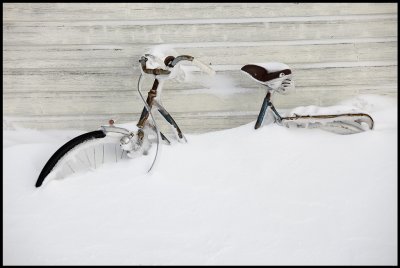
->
3 95 397 265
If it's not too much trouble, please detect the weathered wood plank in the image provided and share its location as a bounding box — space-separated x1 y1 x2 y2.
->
3 42 397 69
3 18 397 45
174 42 399 66
3 3 396 22
3 84 397 117
3 66 397 93
3 89 264 116
4 113 260 133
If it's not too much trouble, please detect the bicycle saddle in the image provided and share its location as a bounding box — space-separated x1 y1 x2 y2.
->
241 63 292 85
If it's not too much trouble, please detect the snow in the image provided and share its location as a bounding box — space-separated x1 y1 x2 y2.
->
3 94 397 265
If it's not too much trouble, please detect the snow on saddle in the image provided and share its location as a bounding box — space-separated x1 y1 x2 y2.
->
241 62 294 94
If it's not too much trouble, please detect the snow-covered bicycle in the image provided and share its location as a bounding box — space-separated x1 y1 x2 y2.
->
35 54 215 187
36 57 374 188
241 63 374 134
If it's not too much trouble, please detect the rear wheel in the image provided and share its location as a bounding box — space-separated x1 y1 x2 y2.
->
282 113 374 135
36 130 128 187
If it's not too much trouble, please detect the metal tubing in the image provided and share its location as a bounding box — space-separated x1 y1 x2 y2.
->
255 91 271 129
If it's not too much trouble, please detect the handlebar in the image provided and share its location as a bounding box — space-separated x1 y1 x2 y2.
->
168 55 194 67
139 54 215 76
139 56 171 75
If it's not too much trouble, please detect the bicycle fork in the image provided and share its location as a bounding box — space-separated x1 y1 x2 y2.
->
136 78 186 142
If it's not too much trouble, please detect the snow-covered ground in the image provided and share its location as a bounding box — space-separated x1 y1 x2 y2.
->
3 94 397 265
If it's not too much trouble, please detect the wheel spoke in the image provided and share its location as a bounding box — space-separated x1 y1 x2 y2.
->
94 147 96 169
102 144 105 164
115 144 118 162
76 154 88 169
85 150 92 168
67 162 75 173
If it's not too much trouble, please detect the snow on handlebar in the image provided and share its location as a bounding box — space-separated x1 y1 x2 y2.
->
142 54 215 76
192 58 216 76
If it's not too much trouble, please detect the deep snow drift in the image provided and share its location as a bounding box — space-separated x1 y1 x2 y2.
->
3 94 397 265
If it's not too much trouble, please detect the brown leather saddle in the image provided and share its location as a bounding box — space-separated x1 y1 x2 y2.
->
241 63 292 85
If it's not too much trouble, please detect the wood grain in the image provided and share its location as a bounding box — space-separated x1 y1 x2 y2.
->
3 3 396 21
3 3 397 132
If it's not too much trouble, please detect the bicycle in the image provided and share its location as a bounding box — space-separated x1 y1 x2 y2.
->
36 57 374 188
35 54 215 187
241 63 374 134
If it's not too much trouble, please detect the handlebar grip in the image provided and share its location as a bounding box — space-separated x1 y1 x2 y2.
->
192 58 216 75
170 55 194 67
169 55 215 75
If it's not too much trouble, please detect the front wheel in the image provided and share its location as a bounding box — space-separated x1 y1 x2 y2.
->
36 130 128 187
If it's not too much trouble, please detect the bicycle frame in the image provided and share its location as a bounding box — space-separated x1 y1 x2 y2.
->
255 90 283 129
255 88 374 132
136 77 185 142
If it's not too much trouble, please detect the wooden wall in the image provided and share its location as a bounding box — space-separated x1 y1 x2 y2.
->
3 3 397 133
